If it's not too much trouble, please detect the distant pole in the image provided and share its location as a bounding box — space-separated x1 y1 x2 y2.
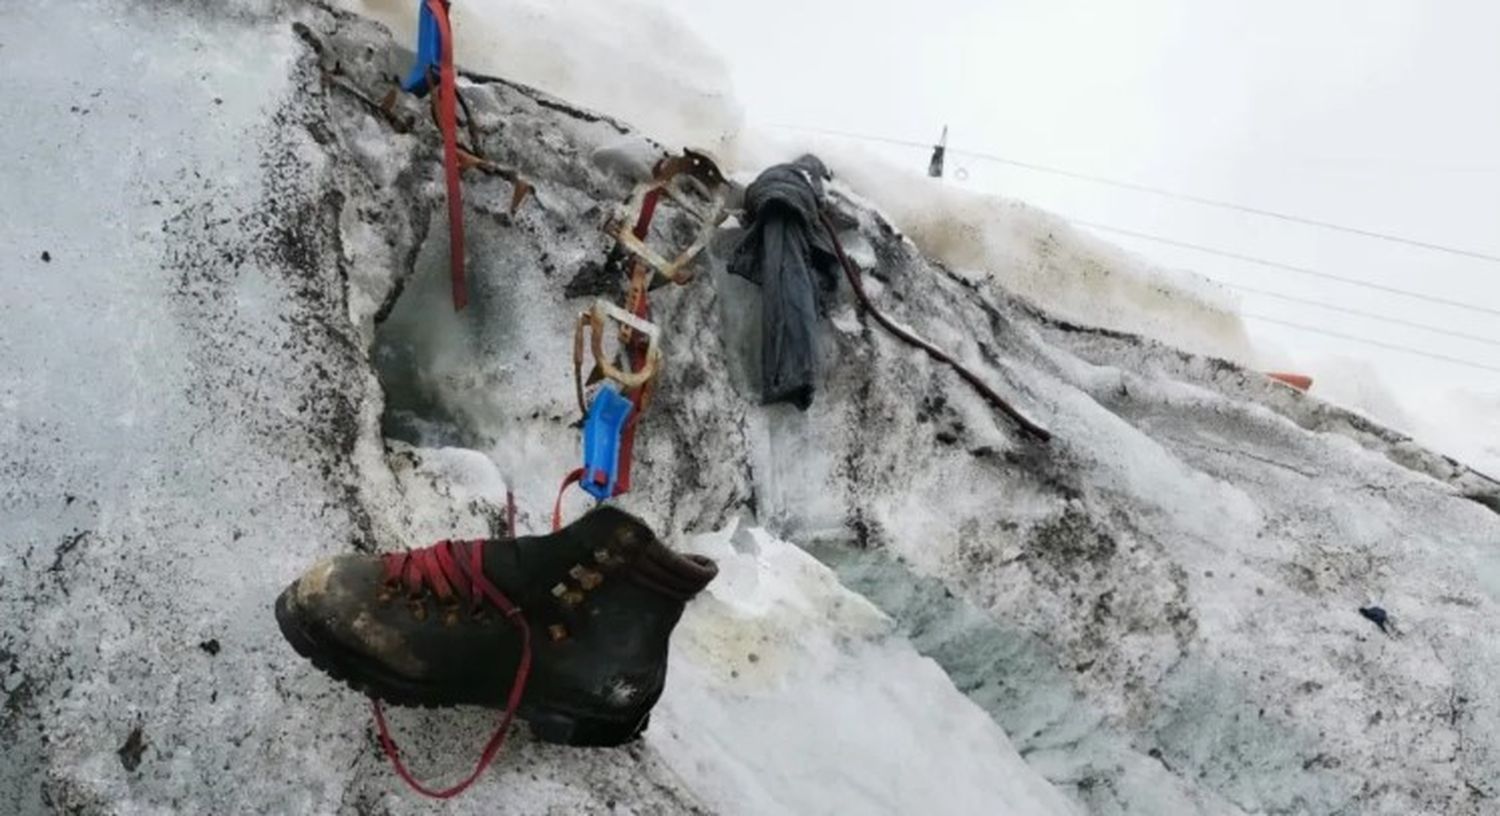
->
928 125 948 178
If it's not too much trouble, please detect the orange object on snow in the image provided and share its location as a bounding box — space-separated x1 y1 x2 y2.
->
1266 372 1313 392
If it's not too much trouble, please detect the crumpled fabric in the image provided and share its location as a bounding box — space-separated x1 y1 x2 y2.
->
728 155 840 410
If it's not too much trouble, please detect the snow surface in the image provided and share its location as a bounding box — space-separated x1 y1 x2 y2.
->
659 522 1079 816
336 0 1500 483
333 0 743 152
5 2 1500 815
332 0 1261 382
1401 387 1500 479
0 3 1068 813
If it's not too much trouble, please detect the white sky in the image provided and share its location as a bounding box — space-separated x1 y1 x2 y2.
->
649 0 1500 400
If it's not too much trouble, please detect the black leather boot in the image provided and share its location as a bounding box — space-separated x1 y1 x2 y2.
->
274 506 717 746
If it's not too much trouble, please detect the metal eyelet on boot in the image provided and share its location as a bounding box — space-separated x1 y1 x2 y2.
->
550 582 583 608
569 565 604 590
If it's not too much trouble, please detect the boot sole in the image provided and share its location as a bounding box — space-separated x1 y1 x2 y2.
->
274 589 650 747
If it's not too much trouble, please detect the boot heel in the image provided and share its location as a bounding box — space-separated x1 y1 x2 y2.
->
526 710 651 747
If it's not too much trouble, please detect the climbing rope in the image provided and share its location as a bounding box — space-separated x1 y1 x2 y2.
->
817 210 1053 442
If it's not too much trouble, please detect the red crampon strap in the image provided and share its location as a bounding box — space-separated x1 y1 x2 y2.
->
614 290 650 496
612 188 664 495
552 468 585 532
372 539 532 798
426 0 466 311
633 187 663 240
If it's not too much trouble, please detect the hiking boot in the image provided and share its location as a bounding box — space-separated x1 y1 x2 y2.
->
274 506 717 746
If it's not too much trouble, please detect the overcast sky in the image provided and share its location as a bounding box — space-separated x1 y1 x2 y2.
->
650 0 1500 400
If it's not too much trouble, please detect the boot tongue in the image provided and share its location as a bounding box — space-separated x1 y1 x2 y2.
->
627 539 718 601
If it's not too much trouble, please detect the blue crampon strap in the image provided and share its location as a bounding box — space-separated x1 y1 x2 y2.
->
580 385 634 500
401 0 444 95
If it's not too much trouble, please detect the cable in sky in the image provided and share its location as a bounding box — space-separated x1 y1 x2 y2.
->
948 146 1500 264
1225 282 1500 350
1073 220 1500 320
771 123 1500 264
1243 314 1500 375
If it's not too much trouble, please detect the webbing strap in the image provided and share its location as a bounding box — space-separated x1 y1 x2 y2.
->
426 0 467 310
552 468 586 532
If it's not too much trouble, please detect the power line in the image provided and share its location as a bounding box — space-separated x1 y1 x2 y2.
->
772 123 1500 264
771 123 1500 362
1225 282 1500 349
1243 314 1500 374
1072 220 1500 320
772 123 1500 317
951 148 1500 264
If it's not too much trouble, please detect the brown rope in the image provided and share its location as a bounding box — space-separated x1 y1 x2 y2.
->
818 211 1053 443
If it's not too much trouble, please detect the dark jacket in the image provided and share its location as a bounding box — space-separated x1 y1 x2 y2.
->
728 155 839 409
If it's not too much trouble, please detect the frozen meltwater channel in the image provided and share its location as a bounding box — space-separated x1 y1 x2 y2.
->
651 523 1081 815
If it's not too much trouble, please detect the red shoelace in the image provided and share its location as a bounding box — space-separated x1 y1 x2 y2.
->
372 537 532 799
